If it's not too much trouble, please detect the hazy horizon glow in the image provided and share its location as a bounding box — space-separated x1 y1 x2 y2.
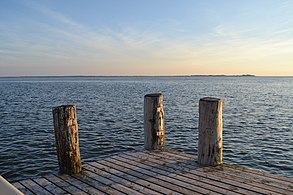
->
1 0 293 76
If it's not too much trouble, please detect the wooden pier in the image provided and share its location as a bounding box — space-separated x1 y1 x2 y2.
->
12 150 293 195
4 95 293 194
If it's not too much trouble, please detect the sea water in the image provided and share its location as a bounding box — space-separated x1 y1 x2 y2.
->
0 76 292 181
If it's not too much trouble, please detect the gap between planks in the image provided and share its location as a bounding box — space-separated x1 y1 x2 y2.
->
11 150 293 195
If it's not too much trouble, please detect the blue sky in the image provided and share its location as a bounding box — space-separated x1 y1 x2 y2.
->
1 0 293 76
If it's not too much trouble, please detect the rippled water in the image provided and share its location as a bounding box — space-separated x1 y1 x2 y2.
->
0 76 292 182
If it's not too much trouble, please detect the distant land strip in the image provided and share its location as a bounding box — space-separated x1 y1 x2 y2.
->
188 74 255 77
0 74 256 78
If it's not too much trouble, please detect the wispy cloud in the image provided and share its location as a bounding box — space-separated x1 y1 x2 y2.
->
24 0 84 29
2 0 293 75
12 0 168 64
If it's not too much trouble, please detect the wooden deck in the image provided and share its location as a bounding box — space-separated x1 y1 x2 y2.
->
12 150 293 195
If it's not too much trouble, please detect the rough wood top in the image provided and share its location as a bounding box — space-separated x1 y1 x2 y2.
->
144 93 162 98
200 97 222 102
12 150 293 195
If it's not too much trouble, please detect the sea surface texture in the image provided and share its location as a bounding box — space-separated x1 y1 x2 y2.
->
0 76 292 182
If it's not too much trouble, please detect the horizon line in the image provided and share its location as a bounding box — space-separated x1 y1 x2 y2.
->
2 74 293 78
0 74 257 78
2 75 293 79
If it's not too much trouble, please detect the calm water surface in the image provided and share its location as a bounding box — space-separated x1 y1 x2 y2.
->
0 76 292 182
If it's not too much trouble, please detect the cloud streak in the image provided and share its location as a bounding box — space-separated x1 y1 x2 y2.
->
1 0 293 75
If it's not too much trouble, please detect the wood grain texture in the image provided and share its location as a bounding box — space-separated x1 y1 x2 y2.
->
52 105 82 174
198 97 223 166
144 93 164 150
12 151 293 195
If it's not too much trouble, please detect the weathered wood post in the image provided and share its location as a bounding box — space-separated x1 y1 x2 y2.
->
198 97 223 166
144 93 165 150
52 105 82 174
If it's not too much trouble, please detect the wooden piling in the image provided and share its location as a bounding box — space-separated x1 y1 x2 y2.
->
52 105 82 174
198 97 222 166
144 93 164 150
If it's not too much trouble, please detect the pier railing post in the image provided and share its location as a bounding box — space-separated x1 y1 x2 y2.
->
52 105 82 174
198 97 223 166
144 93 165 150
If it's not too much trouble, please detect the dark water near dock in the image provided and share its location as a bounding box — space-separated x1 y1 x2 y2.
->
0 76 292 182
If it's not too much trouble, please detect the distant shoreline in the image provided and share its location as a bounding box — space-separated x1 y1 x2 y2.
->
189 74 255 77
2 74 293 78
0 74 258 78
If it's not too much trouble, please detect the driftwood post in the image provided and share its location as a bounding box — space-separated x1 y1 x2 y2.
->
144 93 164 150
198 97 223 166
52 105 82 174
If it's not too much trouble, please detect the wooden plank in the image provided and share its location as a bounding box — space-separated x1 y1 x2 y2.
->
10 151 293 195
58 174 107 195
118 153 270 194
151 152 283 195
162 150 293 188
82 164 144 195
44 174 87 195
159 151 293 193
137 152 264 195
174 150 292 184
160 151 195 160
165 151 293 184
86 162 163 195
222 166 293 193
100 158 196 195
12 182 34 195
81 168 141 195
20 179 52 195
33 177 67 194
225 163 293 184
109 155 216 195
195 168 286 195
123 152 237 193
162 150 197 159
133 151 197 169
200 166 292 195
123 152 244 195
138 152 293 194
96 159 182 195
73 172 125 195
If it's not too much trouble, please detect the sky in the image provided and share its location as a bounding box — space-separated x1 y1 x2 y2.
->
0 0 293 76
